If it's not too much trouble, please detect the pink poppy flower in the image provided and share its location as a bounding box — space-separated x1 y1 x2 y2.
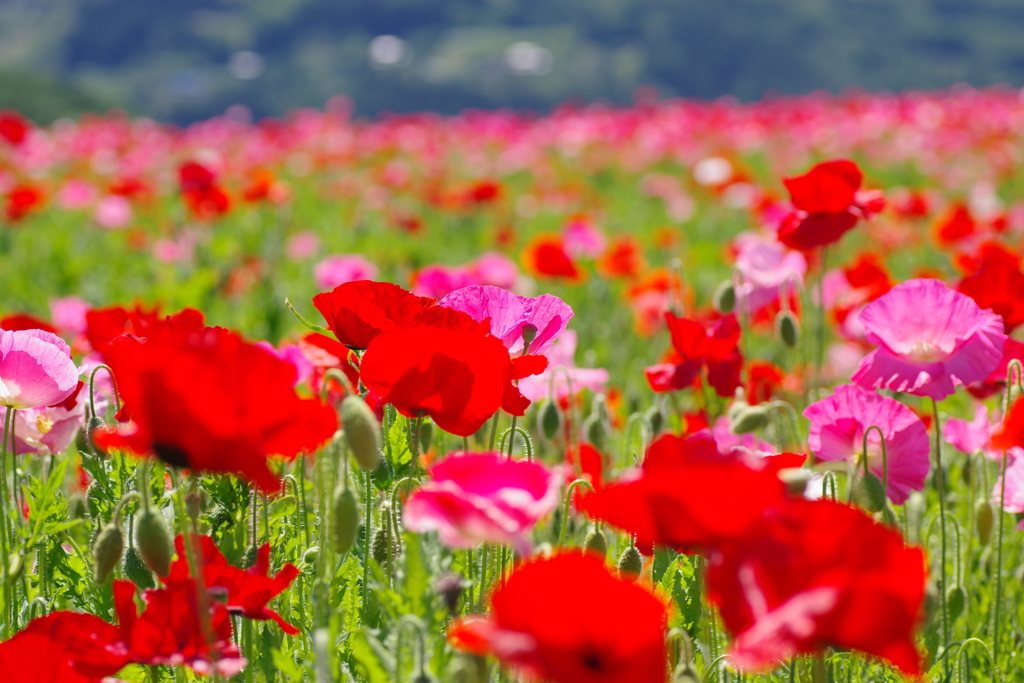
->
733 232 806 313
313 254 379 291
12 382 89 456
0 329 80 409
472 252 519 290
562 217 606 259
516 331 609 402
705 415 775 455
285 231 320 261
93 195 132 229
439 285 573 355
403 452 561 555
48 296 91 338
944 405 1024 461
851 279 1006 400
804 384 930 504
412 264 477 300
992 455 1024 528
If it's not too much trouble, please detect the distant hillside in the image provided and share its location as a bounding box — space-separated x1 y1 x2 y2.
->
3 0 1024 122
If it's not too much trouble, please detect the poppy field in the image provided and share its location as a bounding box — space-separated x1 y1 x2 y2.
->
2 88 1024 682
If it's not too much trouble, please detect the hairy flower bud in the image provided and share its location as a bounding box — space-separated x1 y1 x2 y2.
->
713 280 737 314
435 571 464 615
6 554 23 584
122 546 154 589
976 499 994 546
341 396 382 471
775 310 799 348
584 526 608 557
303 546 320 566
419 420 435 454
853 472 887 513
331 485 360 555
239 544 258 570
730 404 771 434
93 522 124 584
135 505 173 577
207 503 234 530
946 584 966 622
672 662 701 683
645 404 666 436
617 545 643 581
538 399 562 441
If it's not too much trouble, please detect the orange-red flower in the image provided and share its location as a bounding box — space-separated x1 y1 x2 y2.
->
523 235 584 282
313 280 435 351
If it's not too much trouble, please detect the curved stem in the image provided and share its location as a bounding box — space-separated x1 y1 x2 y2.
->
88 364 120 420
557 479 595 547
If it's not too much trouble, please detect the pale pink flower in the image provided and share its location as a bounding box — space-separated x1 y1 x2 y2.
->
517 331 609 402
472 252 519 290
313 254 378 291
851 279 1006 400
0 329 80 409
733 232 806 313
286 231 320 261
153 232 197 264
56 179 97 209
944 404 1024 461
438 285 573 355
12 383 88 456
992 455 1024 528
49 296 91 337
562 217 606 258
403 452 561 555
804 384 930 504
94 195 133 229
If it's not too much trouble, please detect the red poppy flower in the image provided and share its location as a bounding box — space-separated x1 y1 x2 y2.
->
707 498 925 676
179 161 231 220
0 313 58 334
597 236 645 279
746 361 785 405
312 280 436 351
0 110 30 146
298 332 361 396
777 160 882 250
523 235 584 282
449 551 669 683
166 535 301 634
644 312 743 397
360 307 544 436
957 241 1024 333
85 304 205 355
5 184 45 222
991 393 1024 452
935 204 976 246
0 611 126 682
581 433 788 553
112 579 243 676
94 327 337 492
466 178 502 204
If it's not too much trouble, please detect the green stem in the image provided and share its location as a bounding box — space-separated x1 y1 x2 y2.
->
361 466 373 619
931 397 950 673
994 450 1009 674
557 479 595 547
487 411 501 452
0 406 11 637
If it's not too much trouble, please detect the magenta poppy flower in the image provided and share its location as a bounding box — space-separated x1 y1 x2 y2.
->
439 285 573 355
804 384 930 504
0 329 80 409
733 232 806 313
403 452 562 555
944 404 1024 461
313 254 379 291
850 279 1006 401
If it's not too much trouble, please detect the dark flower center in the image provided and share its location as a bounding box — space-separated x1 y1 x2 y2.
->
153 443 190 468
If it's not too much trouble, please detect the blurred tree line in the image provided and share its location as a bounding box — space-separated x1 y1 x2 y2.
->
3 0 1024 123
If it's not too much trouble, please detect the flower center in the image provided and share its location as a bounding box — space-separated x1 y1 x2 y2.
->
906 341 945 362
35 415 54 435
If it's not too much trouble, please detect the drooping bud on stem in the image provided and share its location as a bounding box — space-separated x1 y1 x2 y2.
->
341 396 382 471
583 526 608 557
713 280 736 314
331 484 360 555
775 309 799 348
617 545 643 581
538 399 562 441
92 522 124 584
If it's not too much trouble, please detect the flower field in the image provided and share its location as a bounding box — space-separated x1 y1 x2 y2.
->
2 87 1024 681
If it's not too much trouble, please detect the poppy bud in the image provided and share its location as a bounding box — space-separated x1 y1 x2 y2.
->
729 404 771 434
538 399 562 441
303 546 320 566
960 456 972 486
617 545 643 581
775 310 799 348
645 404 666 436
372 527 392 565
68 494 88 520
419 420 435 454
521 324 538 351
584 412 610 452
85 481 103 519
853 472 886 513
946 584 966 622
434 571 464 615
135 505 173 577
583 527 608 557
976 499 994 546
208 503 234 530
239 544 259 570
713 280 736 314
93 522 124 584
123 546 154 589
331 485 360 555
672 662 700 683
86 415 106 451
6 554 23 584
185 491 202 522
1006 384 1023 415
777 467 813 496
341 396 382 471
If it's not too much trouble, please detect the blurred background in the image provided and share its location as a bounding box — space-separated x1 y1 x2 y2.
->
5 0 1024 123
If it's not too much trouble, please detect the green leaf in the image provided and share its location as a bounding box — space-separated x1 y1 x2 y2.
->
402 532 429 616
271 648 304 683
350 629 393 683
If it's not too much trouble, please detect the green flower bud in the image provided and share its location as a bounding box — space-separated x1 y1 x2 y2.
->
85 481 104 519
538 399 562 441
672 662 701 683
645 404 666 436
331 485 360 555
123 546 155 589
86 415 106 451
6 554 23 584
93 522 124 584
419 420 435 454
976 499 994 546
303 546 320 566
960 455 972 486
185 491 202 522
946 584 966 623
584 414 610 452
853 472 887 513
775 310 799 348
341 396 382 471
730 404 771 434
617 545 643 581
584 527 608 557
239 544 259 570
135 505 173 578
713 280 737 314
